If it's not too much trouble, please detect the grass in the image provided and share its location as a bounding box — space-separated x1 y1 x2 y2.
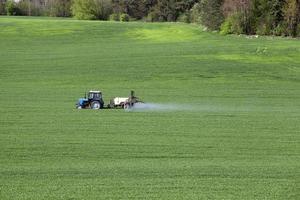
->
0 16 300 199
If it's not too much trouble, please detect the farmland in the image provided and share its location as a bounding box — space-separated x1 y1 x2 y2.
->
0 17 300 199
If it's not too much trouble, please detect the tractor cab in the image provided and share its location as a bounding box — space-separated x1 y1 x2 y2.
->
88 91 102 101
76 90 104 109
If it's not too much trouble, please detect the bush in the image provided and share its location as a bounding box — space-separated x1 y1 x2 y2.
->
0 1 5 15
150 0 176 22
189 3 201 24
273 22 288 36
71 0 112 19
71 0 97 20
16 0 41 16
109 13 119 21
283 0 299 37
221 13 244 35
15 0 30 16
198 0 224 30
94 0 113 20
256 23 271 36
145 11 157 22
5 0 18 16
46 0 72 17
119 13 129 22
177 12 190 23
255 14 275 36
297 24 300 37
220 17 233 35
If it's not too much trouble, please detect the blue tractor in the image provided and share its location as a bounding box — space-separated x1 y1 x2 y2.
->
76 90 104 109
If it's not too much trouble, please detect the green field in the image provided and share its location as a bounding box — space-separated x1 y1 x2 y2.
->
0 17 300 199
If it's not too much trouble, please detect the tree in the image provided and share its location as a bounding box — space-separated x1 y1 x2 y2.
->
175 0 198 14
0 0 6 15
111 0 156 20
17 0 32 16
149 0 177 22
199 0 224 30
221 0 253 34
94 0 112 20
46 0 72 17
249 0 285 35
283 0 300 36
72 0 112 20
71 0 97 20
190 3 201 24
16 0 46 16
270 0 285 28
5 0 18 15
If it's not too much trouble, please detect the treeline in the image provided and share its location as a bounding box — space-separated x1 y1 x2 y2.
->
0 0 72 17
220 0 300 37
0 0 299 37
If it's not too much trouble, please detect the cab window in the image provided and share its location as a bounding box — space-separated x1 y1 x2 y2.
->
94 93 100 98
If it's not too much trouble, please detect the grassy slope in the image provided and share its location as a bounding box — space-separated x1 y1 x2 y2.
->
0 17 299 199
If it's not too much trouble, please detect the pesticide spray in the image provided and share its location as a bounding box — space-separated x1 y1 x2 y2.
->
126 102 195 112
126 102 265 113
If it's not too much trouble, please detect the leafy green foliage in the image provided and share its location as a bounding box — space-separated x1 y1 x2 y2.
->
222 0 300 37
189 3 201 24
283 0 300 37
5 0 17 16
250 0 285 35
46 0 72 17
71 0 112 20
199 0 224 30
120 13 130 22
94 0 113 20
0 17 300 199
220 16 233 35
109 13 119 21
177 12 190 23
71 0 97 20
2 0 300 37
0 0 5 15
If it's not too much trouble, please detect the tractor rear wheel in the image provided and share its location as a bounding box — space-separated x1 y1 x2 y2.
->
91 101 101 109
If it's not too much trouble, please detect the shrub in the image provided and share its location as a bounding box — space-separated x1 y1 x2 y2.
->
68 0 111 19
220 17 233 35
94 0 113 20
231 13 245 35
5 0 17 16
0 1 5 15
145 11 157 22
119 13 129 22
16 0 44 16
297 24 300 37
150 0 176 22
109 13 119 21
273 22 288 36
283 0 299 37
221 13 244 35
256 22 272 36
46 0 72 17
198 0 224 30
189 3 201 24
177 12 190 23
71 0 97 20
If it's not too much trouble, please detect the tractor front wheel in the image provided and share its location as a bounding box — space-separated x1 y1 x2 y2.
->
91 101 101 109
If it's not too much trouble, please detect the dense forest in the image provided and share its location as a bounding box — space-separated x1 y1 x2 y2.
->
0 0 299 37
